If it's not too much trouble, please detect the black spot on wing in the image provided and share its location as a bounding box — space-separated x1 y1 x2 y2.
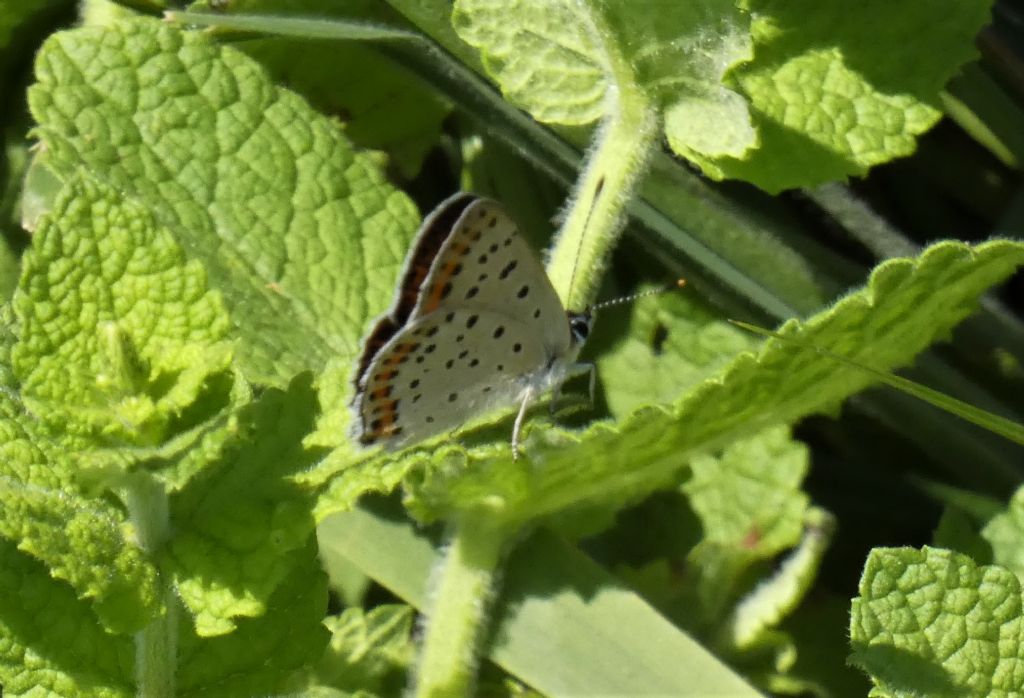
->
499 260 518 280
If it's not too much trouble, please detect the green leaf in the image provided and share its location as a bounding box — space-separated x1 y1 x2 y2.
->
718 0 992 192
450 0 605 125
167 374 321 636
176 538 330 696
241 38 450 179
0 388 162 635
0 539 134 697
618 426 821 686
981 484 1024 582
850 546 1024 698
0 475 162 635
595 290 754 417
11 173 234 445
452 0 756 156
678 427 811 634
28 17 420 386
684 426 809 558
308 604 414 696
407 240 1024 526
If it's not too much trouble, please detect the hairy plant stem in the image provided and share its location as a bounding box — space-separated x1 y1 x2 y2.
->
124 472 175 698
414 516 510 698
546 9 659 311
415 7 658 697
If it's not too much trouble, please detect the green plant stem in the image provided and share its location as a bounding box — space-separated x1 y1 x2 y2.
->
414 516 511 698
545 7 658 310
124 472 175 698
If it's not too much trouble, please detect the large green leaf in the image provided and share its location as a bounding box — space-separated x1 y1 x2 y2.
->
719 0 993 191
28 17 420 386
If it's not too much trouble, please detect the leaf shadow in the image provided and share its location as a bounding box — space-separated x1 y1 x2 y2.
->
167 372 325 629
0 540 134 694
849 641 958 696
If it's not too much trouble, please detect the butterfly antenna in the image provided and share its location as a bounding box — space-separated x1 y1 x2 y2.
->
590 278 687 312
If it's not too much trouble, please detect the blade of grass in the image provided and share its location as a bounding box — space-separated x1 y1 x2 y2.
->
729 319 1024 447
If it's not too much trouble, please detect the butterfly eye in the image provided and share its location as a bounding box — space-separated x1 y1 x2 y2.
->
569 313 592 344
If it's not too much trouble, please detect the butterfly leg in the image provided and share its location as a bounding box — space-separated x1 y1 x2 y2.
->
568 362 596 408
549 383 562 417
583 362 596 409
511 386 537 461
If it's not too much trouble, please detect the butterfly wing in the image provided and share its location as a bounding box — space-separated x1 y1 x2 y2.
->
352 193 479 391
351 194 574 450
411 197 571 355
353 309 549 448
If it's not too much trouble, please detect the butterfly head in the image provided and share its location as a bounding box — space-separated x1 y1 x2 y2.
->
567 310 593 347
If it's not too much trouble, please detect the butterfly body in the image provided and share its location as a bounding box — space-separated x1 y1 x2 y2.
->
351 193 590 456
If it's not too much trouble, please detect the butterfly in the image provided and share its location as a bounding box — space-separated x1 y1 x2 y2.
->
350 192 592 459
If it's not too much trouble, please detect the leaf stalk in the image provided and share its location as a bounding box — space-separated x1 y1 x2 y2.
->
413 516 510 698
546 5 659 310
124 472 176 697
